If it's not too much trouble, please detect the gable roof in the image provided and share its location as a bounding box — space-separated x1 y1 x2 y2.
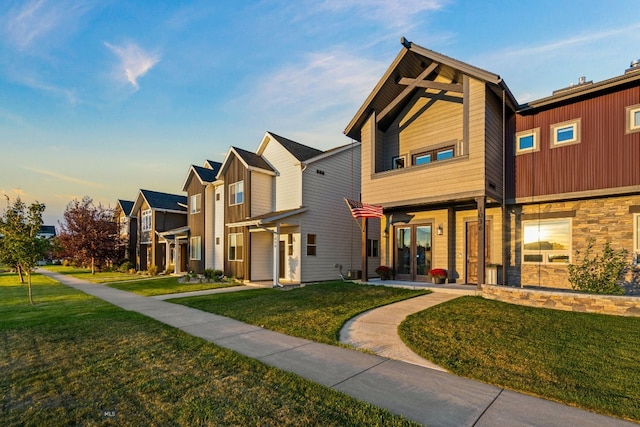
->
217 146 275 179
259 132 323 161
182 164 221 191
204 159 222 170
117 199 135 216
344 37 516 141
132 189 187 215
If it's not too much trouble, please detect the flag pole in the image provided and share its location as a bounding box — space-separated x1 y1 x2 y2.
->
361 217 368 282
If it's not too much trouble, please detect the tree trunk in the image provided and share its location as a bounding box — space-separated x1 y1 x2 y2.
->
27 271 34 305
91 257 95 275
17 264 24 283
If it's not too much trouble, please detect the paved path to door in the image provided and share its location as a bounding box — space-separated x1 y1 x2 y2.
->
39 269 637 427
340 292 462 371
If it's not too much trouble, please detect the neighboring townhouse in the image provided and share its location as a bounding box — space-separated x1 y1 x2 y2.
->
131 189 187 273
114 199 137 265
218 132 369 284
508 61 640 288
181 161 222 274
345 38 516 286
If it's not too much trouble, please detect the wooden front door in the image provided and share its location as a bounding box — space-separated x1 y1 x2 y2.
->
466 220 490 284
279 240 285 279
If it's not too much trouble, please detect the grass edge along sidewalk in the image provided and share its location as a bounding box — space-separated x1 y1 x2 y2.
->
1 272 417 426
399 296 640 423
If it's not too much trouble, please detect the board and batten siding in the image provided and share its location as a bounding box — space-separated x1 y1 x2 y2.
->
362 77 488 207
300 145 361 282
223 154 250 279
484 88 506 202
205 184 215 270
186 175 205 273
262 139 303 210
214 183 224 271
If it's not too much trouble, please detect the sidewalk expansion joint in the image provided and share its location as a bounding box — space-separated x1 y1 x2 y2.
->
471 387 504 427
328 359 389 389
255 341 314 360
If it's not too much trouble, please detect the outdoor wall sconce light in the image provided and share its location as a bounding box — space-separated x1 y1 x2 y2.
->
437 224 443 235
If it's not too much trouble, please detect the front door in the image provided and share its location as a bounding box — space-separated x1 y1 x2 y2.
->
394 224 432 282
466 220 491 284
279 241 285 279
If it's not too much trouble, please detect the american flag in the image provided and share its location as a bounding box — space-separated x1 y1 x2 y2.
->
344 198 383 219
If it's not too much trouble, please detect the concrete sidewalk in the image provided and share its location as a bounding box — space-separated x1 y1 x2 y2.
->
40 269 637 427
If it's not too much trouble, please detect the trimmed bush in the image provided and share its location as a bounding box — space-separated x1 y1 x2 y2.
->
568 239 629 295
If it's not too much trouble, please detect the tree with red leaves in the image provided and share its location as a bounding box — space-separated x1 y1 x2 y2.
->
57 197 121 274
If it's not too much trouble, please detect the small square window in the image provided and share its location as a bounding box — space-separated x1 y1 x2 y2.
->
551 119 580 148
626 105 640 134
516 128 540 154
392 155 406 169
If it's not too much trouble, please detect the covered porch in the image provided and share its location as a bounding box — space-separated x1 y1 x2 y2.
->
157 226 190 274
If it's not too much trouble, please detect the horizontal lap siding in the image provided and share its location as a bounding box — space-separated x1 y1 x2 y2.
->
301 146 362 282
516 86 640 198
214 184 224 270
250 172 272 217
363 78 487 206
262 140 302 210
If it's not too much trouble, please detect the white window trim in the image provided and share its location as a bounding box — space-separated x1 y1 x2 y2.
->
141 209 152 232
229 181 244 206
190 194 201 214
626 104 640 134
550 118 581 148
190 236 201 260
516 128 540 154
522 218 572 265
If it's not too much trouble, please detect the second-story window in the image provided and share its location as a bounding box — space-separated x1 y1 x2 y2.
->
626 104 640 134
190 194 201 214
516 128 540 154
412 145 455 166
141 209 152 232
229 181 244 206
550 119 581 148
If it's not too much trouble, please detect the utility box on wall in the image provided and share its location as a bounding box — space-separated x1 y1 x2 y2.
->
347 270 362 280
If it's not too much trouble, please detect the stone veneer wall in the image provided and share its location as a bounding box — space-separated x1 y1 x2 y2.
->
482 285 640 317
506 194 640 289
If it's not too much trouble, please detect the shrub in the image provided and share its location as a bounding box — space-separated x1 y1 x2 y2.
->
429 268 447 279
118 261 133 273
165 265 174 274
568 239 629 295
375 266 393 280
147 265 159 276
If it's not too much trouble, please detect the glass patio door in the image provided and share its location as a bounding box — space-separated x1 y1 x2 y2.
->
395 224 432 282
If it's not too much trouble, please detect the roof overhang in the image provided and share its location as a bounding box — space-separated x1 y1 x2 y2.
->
216 146 276 180
226 207 307 228
157 226 190 240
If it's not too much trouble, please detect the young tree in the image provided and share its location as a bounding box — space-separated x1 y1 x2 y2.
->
58 197 120 274
0 196 49 304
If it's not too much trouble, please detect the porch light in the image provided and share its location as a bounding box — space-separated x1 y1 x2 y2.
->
437 224 443 235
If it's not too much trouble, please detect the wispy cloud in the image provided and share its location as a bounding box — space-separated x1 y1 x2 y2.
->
105 42 160 90
247 48 385 115
24 167 107 188
2 0 93 50
315 0 448 30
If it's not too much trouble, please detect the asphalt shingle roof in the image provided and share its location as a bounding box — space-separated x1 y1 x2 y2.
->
268 132 323 161
192 164 219 183
140 189 187 212
118 199 135 215
232 146 274 171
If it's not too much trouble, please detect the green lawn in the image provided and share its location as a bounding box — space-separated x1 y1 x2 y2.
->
107 276 238 296
1 272 417 426
42 265 140 283
170 282 428 345
398 296 640 422
41 266 238 296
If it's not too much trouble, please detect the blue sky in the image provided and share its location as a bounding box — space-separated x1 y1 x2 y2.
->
1 0 639 225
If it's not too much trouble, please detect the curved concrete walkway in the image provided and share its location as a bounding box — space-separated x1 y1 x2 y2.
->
340 292 462 371
38 269 637 427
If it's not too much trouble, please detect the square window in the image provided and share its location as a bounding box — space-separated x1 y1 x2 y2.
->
551 119 580 148
522 219 571 264
392 155 406 169
516 128 539 154
627 105 640 134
